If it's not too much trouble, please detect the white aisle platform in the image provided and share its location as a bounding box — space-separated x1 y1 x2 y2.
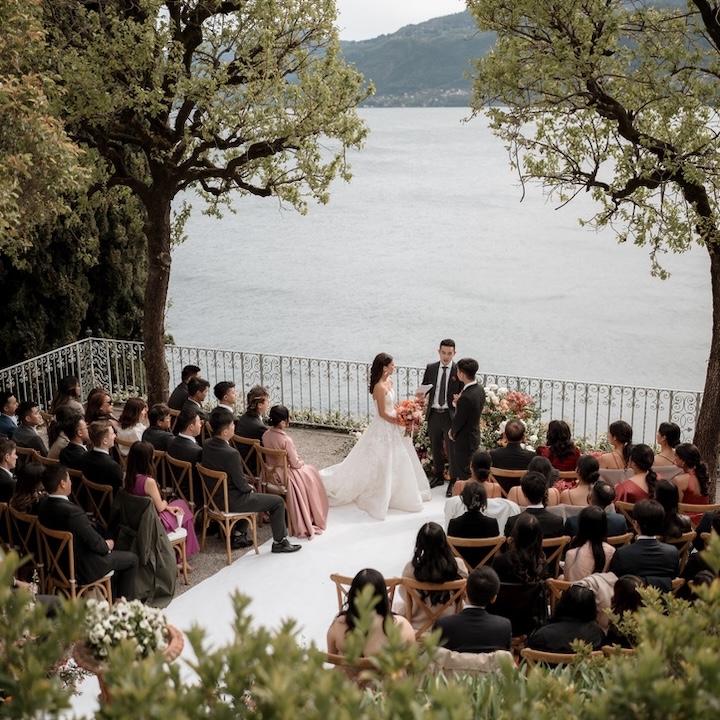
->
70 489 449 716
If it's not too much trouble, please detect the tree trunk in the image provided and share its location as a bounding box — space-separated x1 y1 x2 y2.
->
693 244 720 499
142 191 172 405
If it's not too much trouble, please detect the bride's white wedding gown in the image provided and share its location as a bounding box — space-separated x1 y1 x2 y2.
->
320 389 431 520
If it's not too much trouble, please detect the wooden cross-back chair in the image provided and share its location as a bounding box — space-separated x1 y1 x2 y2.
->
14 447 39 469
67 468 83 503
164 454 196 515
167 408 180 433
7 505 45 590
36 454 59 468
614 501 635 528
601 645 635 657
446 535 506 573
75 476 114 531
661 530 696 573
557 470 578 483
489 467 525 497
113 437 134 472
196 463 259 565
256 445 293 537
231 435 262 488
400 577 466 640
329 573 402 614
542 535 571 578
521 647 603 667
151 450 166 493
607 532 634 548
545 578 573 615
38 523 113 603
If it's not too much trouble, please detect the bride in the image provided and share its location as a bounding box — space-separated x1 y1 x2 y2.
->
320 352 431 520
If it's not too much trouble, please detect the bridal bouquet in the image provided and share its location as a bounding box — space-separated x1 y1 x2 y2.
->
396 398 424 436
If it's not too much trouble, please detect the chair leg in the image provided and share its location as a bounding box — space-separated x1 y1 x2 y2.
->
249 516 259 555
223 521 232 566
200 508 208 551
174 537 189 586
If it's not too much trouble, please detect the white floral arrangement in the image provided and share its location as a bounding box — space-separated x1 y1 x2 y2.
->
83 598 169 660
481 384 544 450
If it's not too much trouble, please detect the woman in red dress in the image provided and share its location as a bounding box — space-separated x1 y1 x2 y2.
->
535 420 580 471
673 443 710 505
598 420 633 470
615 444 658 503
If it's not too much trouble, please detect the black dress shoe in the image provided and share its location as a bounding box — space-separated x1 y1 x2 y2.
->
429 477 444 489
445 482 455 498
231 534 253 549
271 538 301 554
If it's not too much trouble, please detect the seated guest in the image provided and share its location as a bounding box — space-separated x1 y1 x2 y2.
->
48 405 80 459
605 575 645 648
447 483 500 568
503 472 565 538
562 506 615 581
564 480 628 537
509 456 560 507
85 388 118 431
527 584 604 653
655 478 692 541
214 381 238 416
327 568 415 655
49 376 84 415
653 422 681 467
598 420 633 470
489 419 536 493
142 403 174 451
559 454 598 507
0 391 19 439
0 438 17 501
182 377 210 420
168 364 201 411
201 407 300 554
610 499 679 585
397 522 467 632
58 413 89 471
235 386 270 441
81 420 123 492
492 512 549 583
672 443 710 506
535 420 580 472
13 401 48 457
116 398 148 456
167 409 203 505
615 444 657 503
37 464 137 600
434 566 511 653
262 405 329 539
9 462 44 514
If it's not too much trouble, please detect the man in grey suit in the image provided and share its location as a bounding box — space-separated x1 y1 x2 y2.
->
13 400 48 457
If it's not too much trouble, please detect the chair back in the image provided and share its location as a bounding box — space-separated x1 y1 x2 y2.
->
113 437 134 471
202 421 212 445
521 647 603 667
7 505 44 589
545 578 573 615
151 450 166 492
446 535 506 572
601 645 635 657
661 530 696 573
329 573 401 614
231 435 261 485
614 500 635 527
36 454 60 467
257 446 289 491
487 581 547 637
557 470 577 483
167 408 180 432
15 447 39 468
542 535 571 578
76 476 114 530
165 454 195 510
0 501 12 552
679 502 720 515
671 577 686 595
196 463 230 515
489 467 525 496
607 532 634 547
400 577 466 639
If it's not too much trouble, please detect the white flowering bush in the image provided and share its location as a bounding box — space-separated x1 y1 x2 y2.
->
83 598 169 660
481 384 544 450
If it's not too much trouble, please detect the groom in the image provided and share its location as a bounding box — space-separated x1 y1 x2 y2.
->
420 339 464 490
447 357 485 497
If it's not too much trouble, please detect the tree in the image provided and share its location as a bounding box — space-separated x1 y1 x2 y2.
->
467 0 720 483
43 0 370 404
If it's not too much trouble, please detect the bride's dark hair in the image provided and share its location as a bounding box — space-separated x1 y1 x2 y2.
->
369 353 393 394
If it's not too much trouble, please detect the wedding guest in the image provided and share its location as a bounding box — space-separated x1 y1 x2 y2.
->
116 398 149 456
124 441 199 562
182 377 210 420
0 391 19 439
535 420 580 471
0 438 18 501
85 389 118 431
398 522 467 632
599 420 633 469
503 472 564 538
262 405 329 539
604 575 645 648
48 406 80 459
13 401 49 458
9 462 44 514
447 483 500 568
327 568 415 655
655 479 692 541
214 380 238 415
672 443 710 505
492 513 550 584
451 450 502 499
142 403 174 451
562 506 615 581
564 480 628 537
49 376 83 415
235 385 270 441
527 585 604 653
58 413 89 471
653 422 681 467
433 566 511 653
559 454 599 507
168 364 201 411
489 419 535 494
615 444 658 503
509 456 560 507
81 420 123 492
166 409 203 506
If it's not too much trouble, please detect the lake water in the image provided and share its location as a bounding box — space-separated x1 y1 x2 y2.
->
167 107 710 392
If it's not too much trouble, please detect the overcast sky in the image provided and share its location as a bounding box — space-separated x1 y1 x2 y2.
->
335 0 466 41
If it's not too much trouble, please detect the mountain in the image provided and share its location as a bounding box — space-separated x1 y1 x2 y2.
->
339 11 494 107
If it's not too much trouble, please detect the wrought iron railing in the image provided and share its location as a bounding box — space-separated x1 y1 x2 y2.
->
0 337 702 446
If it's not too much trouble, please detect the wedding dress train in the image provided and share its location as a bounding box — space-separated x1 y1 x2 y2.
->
320 389 431 520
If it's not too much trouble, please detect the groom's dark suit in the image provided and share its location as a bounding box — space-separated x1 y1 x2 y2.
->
421 361 463 484
450 382 485 481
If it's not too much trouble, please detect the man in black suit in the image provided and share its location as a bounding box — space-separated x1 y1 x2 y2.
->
0 391 18 440
38 464 138 600
182 377 210 421
610 499 679 585
81 420 123 492
0 438 17 501
489 419 536 494
142 403 173 451
168 364 201 411
201 407 300 554
420 339 464 491
564 480 628 537
58 413 89 471
166 408 203 505
503 472 564 538
13 401 49 457
434 566 511 653
447 357 485 497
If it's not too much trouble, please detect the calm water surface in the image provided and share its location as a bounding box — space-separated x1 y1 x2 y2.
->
167 108 710 391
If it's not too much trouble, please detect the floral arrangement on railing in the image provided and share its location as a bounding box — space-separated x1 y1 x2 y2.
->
480 384 544 450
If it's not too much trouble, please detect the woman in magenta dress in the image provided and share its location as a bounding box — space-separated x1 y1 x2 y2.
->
262 405 329 539
124 441 200 559
615 444 657 503
535 420 580 471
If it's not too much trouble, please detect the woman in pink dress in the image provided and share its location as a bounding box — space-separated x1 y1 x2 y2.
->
124 441 200 560
562 506 614 581
615 444 657 503
262 406 329 539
